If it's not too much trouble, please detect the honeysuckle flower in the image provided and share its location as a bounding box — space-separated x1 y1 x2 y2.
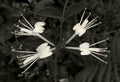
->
12 14 55 46
65 8 101 44
66 38 109 64
12 43 55 74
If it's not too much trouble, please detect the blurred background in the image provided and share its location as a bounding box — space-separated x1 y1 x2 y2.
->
0 0 120 82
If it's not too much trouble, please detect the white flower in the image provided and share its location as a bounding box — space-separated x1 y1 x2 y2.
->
14 19 45 36
14 43 54 74
79 42 107 56
13 14 55 46
66 38 109 64
65 8 101 44
73 8 101 36
19 21 45 34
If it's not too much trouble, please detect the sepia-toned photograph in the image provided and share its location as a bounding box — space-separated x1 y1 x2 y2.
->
0 0 119 82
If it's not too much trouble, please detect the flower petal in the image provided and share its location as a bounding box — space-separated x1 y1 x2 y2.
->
38 51 53 59
34 22 45 33
35 22 45 27
79 42 90 51
73 23 80 30
80 51 91 55
81 19 89 28
36 43 48 52
20 28 32 34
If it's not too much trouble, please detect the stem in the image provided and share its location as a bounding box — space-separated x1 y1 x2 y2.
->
54 0 69 82
12 50 36 54
65 33 76 44
65 46 79 50
36 33 55 46
62 0 69 16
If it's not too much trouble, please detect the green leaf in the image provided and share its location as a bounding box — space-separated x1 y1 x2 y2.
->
64 2 88 18
34 7 62 19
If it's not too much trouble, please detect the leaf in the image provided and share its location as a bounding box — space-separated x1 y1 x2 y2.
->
34 0 54 11
64 2 88 18
34 7 62 19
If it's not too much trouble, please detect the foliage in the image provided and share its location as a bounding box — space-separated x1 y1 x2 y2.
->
0 0 120 82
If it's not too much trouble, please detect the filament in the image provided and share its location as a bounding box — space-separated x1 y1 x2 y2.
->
90 38 108 47
91 53 107 64
21 57 39 74
20 14 34 29
80 8 87 25
92 51 107 57
18 20 33 31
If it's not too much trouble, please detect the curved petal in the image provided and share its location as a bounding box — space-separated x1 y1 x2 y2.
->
36 43 48 52
34 22 45 33
80 51 90 55
73 23 80 30
79 42 90 51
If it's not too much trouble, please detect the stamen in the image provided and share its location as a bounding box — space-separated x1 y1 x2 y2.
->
65 46 79 50
98 48 108 52
14 24 21 29
86 12 91 19
20 57 37 68
18 57 28 61
85 20 97 28
18 20 33 31
91 53 107 64
20 14 34 29
90 38 109 47
36 33 55 46
86 22 101 30
92 52 107 57
65 33 77 44
86 16 98 27
21 57 38 74
80 8 87 25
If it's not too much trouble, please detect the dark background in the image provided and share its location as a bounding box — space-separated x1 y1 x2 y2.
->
0 0 120 82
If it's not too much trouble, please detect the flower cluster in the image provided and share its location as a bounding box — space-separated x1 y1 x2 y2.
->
12 8 109 74
65 8 109 64
66 38 109 64
12 14 55 74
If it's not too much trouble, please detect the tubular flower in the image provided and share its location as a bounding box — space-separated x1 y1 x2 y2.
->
13 14 55 46
14 15 45 36
17 21 45 35
79 42 108 56
13 43 54 74
66 38 109 64
66 8 101 44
